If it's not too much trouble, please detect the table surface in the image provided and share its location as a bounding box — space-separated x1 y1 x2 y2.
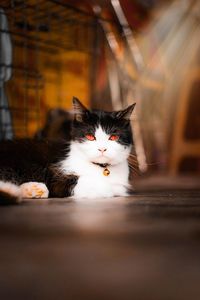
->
1 189 200 300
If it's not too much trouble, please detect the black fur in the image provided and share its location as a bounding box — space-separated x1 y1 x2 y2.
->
0 139 78 202
0 191 21 205
72 97 135 146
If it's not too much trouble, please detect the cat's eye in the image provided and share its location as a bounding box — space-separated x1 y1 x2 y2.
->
85 134 96 141
109 135 119 141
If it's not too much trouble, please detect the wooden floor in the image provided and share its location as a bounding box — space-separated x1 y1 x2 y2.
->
1 186 200 300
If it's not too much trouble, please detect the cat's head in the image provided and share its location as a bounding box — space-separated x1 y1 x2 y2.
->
71 97 135 165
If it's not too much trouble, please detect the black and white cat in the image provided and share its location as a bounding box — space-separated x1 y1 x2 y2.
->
0 97 135 204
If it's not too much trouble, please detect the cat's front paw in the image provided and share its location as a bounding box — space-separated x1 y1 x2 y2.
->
20 182 49 199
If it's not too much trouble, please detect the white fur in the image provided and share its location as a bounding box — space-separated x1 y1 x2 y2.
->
60 126 131 199
0 180 21 200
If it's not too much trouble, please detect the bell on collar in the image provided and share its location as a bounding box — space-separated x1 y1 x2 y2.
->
103 168 110 176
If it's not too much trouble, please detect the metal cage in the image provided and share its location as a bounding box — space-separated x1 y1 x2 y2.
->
0 0 102 139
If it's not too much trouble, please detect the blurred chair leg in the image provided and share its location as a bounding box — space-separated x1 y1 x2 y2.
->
170 69 200 174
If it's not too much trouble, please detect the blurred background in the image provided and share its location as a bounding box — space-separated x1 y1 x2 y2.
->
0 0 200 186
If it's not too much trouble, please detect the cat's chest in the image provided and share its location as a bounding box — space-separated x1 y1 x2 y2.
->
74 168 128 198
60 157 129 198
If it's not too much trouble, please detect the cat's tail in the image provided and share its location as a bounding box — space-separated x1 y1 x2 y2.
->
0 181 21 205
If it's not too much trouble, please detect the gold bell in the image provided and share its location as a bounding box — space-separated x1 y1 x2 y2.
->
103 168 110 176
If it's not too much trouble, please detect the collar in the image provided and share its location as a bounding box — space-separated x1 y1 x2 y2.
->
92 162 111 176
92 162 111 168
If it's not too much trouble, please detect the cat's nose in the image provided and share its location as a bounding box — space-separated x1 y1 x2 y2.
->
98 148 107 154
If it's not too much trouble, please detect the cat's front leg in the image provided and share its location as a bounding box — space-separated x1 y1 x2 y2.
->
48 173 79 198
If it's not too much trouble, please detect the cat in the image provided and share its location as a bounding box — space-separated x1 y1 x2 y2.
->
0 97 135 204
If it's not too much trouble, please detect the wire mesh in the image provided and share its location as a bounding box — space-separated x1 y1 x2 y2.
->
0 0 100 139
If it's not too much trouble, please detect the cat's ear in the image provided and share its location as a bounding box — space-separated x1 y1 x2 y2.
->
115 103 136 120
72 97 88 122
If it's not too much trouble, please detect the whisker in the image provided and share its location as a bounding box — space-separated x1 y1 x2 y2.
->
128 155 138 162
128 156 138 164
129 152 137 157
128 159 138 169
128 163 139 172
129 154 138 161
146 161 165 166
128 162 140 176
129 154 137 158
128 158 137 165
128 167 140 177
128 157 138 164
